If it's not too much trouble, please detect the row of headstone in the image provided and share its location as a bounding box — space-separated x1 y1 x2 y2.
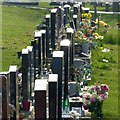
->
0 2 93 119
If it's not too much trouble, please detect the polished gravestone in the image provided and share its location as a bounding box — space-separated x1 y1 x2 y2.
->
41 30 46 67
31 39 37 80
0 75 9 119
34 79 47 119
27 46 34 98
60 39 70 103
64 4 70 15
34 30 42 73
105 2 109 12
45 14 51 58
48 74 58 120
52 51 64 120
73 4 79 15
9 65 19 120
22 49 30 101
51 9 57 50
67 28 74 66
73 14 78 31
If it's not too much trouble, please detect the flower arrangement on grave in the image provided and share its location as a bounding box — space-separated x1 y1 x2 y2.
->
95 19 109 28
82 12 92 19
82 81 109 119
93 32 104 40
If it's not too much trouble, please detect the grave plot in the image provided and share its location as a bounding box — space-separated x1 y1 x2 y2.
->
0 1 112 120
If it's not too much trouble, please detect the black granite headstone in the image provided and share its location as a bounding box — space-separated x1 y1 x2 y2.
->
22 49 29 101
0 75 9 119
66 28 74 66
9 66 19 120
73 14 78 31
51 9 57 50
52 51 64 120
45 14 50 58
60 39 70 104
41 30 46 67
34 31 42 74
31 40 37 80
27 46 34 98
48 74 58 120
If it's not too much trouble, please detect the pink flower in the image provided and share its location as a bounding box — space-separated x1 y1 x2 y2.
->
83 93 91 99
99 94 107 101
90 96 96 103
101 84 109 92
83 104 88 110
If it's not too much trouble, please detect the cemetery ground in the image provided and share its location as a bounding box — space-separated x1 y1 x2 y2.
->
1 3 120 119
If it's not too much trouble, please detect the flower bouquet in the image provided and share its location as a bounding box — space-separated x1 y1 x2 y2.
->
82 82 109 119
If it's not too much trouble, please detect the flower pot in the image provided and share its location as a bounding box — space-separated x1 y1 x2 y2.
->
82 43 89 54
22 100 30 111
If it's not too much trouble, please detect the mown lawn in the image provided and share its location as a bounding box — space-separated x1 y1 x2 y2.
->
91 44 118 118
2 5 48 71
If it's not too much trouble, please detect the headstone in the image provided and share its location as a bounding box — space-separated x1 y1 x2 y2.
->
64 4 70 15
31 40 37 80
22 49 30 101
0 75 9 119
34 79 47 119
57 6 62 31
0 72 10 102
56 6 61 37
27 46 34 98
66 28 74 66
60 39 70 103
45 14 51 58
51 9 57 50
41 30 46 68
48 74 58 120
79 2 82 21
73 15 78 31
64 14 69 27
106 2 109 12
73 4 78 15
82 7 90 13
93 2 97 20
52 51 64 120
112 2 119 12
34 31 42 73
9 65 19 120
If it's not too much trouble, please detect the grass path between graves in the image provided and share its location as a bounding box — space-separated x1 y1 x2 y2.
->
1 5 49 71
91 44 119 118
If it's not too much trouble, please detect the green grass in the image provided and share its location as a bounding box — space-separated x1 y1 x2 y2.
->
2 5 48 71
94 14 119 45
90 44 118 118
39 2 55 9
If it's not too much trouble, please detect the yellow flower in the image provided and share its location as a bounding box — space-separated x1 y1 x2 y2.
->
95 19 108 27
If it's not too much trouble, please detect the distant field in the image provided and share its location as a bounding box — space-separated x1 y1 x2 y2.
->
2 5 48 71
